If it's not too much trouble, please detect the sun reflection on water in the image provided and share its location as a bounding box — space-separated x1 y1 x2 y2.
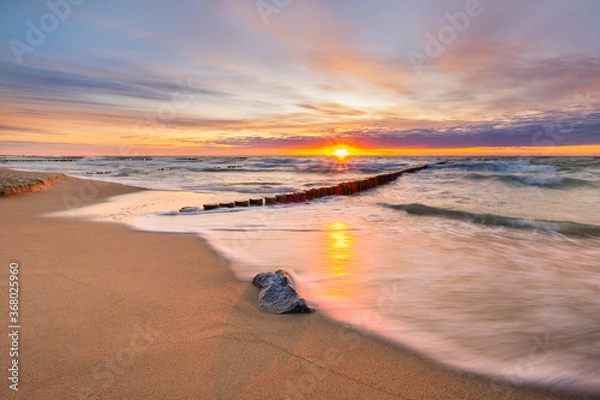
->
325 222 356 298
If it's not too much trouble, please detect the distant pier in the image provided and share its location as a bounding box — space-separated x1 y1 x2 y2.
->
0 156 153 162
0 157 83 162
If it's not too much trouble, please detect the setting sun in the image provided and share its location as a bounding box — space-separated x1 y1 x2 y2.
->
333 148 350 159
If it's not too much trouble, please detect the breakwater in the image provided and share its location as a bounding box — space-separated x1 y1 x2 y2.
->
181 163 444 213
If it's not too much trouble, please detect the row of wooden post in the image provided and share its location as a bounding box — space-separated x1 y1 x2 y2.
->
184 164 439 212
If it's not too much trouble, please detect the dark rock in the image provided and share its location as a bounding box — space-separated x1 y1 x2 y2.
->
252 269 315 314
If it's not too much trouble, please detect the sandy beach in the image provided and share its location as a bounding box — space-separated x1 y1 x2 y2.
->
0 169 592 399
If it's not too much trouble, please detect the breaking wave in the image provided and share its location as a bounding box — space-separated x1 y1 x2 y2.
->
465 173 594 188
384 203 600 238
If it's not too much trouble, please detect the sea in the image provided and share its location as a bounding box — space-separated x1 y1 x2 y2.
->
3 155 599 394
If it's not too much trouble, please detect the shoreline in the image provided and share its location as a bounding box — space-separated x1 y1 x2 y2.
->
0 171 593 399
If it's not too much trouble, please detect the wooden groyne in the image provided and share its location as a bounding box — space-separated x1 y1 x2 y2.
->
0 158 83 162
182 162 446 213
0 156 152 162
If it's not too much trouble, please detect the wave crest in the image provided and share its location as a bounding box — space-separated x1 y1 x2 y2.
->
384 203 600 238
465 173 594 188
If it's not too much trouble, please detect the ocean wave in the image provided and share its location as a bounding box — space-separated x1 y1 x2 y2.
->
182 167 251 173
229 181 285 186
533 156 600 172
253 158 312 168
432 160 557 174
206 157 248 165
187 184 301 194
465 173 594 188
299 165 391 175
384 203 600 238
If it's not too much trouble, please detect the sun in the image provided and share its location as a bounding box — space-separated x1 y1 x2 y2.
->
333 148 350 159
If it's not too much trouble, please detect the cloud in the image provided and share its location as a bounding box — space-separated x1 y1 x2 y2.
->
0 124 37 133
295 102 367 117
0 60 228 108
405 0 600 114
224 1 417 93
179 112 600 150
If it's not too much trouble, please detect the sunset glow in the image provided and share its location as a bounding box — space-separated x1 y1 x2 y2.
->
333 149 350 159
0 1 599 156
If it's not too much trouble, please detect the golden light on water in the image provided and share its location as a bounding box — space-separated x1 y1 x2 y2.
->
324 222 356 299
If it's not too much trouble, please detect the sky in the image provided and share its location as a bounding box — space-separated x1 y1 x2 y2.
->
0 0 599 156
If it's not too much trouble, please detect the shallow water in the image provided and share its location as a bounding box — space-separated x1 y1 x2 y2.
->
7 155 599 393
